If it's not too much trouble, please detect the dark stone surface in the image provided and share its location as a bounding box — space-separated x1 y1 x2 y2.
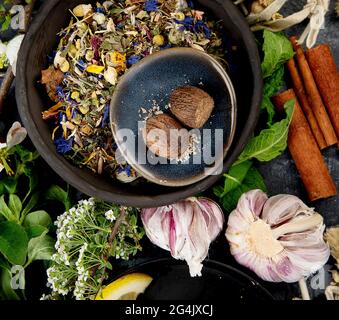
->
0 0 338 301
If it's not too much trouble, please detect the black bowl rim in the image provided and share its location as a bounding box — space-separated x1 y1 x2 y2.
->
15 0 262 208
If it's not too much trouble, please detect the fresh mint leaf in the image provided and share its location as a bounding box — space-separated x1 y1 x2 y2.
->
0 221 28 265
0 195 16 221
23 166 38 196
27 232 55 263
21 192 39 218
261 66 285 126
0 15 11 32
213 161 252 198
261 30 294 78
8 195 22 220
236 99 295 164
0 254 10 271
45 185 72 211
14 145 39 164
263 66 285 98
25 225 48 240
0 177 17 194
217 167 267 213
0 269 20 300
23 211 52 229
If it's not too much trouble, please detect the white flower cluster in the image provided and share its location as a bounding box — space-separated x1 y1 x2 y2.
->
47 198 95 299
45 197 143 300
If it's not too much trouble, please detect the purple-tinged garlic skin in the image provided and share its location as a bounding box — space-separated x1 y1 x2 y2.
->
141 197 224 277
226 190 330 283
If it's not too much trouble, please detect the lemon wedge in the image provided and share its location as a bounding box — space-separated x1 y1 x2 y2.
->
95 273 153 300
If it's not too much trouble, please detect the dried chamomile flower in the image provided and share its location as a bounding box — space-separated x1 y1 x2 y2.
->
104 67 118 85
73 4 93 17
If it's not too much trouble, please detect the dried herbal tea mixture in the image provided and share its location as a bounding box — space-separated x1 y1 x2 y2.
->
41 0 225 183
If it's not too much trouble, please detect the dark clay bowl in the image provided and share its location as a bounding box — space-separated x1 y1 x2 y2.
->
16 0 262 208
111 48 237 187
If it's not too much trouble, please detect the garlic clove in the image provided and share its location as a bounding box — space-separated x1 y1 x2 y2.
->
141 198 224 277
262 194 313 227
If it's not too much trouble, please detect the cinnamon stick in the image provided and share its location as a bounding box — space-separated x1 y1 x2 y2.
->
306 44 339 144
287 58 327 150
290 37 337 147
272 89 336 201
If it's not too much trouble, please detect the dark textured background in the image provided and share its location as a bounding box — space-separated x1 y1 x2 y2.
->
0 0 338 301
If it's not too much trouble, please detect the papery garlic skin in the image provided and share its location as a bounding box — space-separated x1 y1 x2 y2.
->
226 190 330 283
141 198 224 277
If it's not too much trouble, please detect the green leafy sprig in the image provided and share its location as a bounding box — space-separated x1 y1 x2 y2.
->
213 30 295 213
45 199 144 300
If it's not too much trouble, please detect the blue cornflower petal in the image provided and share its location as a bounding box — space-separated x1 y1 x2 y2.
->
187 0 194 8
145 0 158 12
117 165 132 176
96 7 105 13
101 105 110 128
56 86 66 101
59 112 65 124
160 44 172 50
203 25 212 39
176 16 194 26
126 55 141 66
71 109 78 119
76 60 86 72
54 136 74 154
47 51 56 63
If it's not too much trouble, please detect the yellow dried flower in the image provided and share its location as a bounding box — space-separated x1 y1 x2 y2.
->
86 65 105 74
71 91 80 101
153 34 165 46
110 51 126 72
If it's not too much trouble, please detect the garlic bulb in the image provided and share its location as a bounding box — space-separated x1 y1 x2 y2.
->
141 198 224 277
226 190 330 283
325 227 339 269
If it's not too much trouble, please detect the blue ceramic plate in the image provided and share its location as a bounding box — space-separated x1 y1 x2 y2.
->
110 48 237 187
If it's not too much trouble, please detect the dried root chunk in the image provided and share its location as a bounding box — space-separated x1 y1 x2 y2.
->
41 67 64 102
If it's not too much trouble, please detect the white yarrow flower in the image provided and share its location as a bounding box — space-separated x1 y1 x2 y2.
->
105 209 116 222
